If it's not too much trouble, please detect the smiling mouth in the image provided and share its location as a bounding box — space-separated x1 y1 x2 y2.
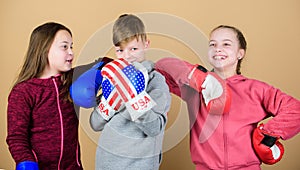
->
213 55 226 60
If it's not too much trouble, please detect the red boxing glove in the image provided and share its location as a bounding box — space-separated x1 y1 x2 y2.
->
188 65 231 115
155 58 231 115
252 124 284 165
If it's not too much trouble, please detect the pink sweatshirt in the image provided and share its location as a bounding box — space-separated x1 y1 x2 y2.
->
155 59 300 170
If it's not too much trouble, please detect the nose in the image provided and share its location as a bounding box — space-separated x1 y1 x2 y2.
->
215 46 222 52
68 48 74 56
122 50 131 59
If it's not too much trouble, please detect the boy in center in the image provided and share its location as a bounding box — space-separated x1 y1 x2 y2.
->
89 14 171 170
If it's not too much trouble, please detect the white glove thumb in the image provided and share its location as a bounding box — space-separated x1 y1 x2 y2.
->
201 74 223 106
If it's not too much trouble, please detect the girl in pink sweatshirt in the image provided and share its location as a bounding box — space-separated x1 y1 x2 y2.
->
155 25 300 170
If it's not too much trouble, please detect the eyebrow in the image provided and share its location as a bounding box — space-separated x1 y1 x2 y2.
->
223 39 233 42
59 41 73 45
60 40 71 43
209 39 233 43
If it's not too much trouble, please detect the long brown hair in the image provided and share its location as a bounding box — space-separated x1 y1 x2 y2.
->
210 25 247 75
14 22 73 101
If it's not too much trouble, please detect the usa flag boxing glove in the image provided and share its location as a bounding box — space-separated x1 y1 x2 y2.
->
101 59 156 121
252 124 284 164
96 78 123 120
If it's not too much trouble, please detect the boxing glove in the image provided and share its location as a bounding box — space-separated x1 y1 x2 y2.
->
16 161 39 170
70 57 113 108
189 65 231 115
96 78 123 120
101 59 156 121
155 57 231 114
252 124 284 165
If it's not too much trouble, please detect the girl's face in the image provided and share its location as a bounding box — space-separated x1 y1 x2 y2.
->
208 28 244 77
44 30 73 77
115 37 149 63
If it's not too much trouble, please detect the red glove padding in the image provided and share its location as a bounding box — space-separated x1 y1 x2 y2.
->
189 65 231 115
252 124 284 165
155 58 231 115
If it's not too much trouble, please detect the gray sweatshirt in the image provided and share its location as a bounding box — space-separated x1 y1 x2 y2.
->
90 60 171 170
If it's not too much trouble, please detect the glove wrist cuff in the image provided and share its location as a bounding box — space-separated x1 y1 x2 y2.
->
188 65 207 91
125 91 156 121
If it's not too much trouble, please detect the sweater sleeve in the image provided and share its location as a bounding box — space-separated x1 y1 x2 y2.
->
262 86 300 140
89 107 108 131
155 57 195 97
6 85 37 164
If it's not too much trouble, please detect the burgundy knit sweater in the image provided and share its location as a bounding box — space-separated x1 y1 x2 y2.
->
7 75 83 170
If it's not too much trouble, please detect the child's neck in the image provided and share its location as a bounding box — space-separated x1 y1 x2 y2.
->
214 69 236 79
39 68 61 79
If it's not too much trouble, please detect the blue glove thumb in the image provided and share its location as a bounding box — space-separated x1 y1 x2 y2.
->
70 61 105 108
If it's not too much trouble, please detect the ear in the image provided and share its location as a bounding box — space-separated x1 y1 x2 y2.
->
237 49 245 60
144 39 150 49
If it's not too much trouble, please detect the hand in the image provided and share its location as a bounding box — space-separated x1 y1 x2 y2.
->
252 124 284 164
101 59 156 121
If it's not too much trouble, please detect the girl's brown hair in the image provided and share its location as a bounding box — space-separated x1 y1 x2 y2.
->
14 22 73 101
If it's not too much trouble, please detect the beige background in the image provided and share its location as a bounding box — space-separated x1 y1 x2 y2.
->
1 0 300 170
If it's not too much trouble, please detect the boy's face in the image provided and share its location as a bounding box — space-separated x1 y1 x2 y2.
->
115 37 149 63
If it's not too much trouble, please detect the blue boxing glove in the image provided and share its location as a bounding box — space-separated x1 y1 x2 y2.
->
70 57 113 108
16 161 39 170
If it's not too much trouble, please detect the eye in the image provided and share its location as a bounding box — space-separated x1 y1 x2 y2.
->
130 48 138 51
116 49 123 53
62 45 68 50
209 42 216 47
224 42 231 46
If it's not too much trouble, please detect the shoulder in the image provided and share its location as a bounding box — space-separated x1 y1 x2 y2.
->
143 61 166 81
139 60 168 88
9 78 53 98
149 70 170 94
227 75 280 98
227 75 273 87
8 80 36 104
11 80 34 94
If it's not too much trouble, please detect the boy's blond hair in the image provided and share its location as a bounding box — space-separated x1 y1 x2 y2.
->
113 14 147 47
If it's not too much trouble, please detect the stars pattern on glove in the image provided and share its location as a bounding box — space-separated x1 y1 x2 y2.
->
102 78 114 99
123 65 145 94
